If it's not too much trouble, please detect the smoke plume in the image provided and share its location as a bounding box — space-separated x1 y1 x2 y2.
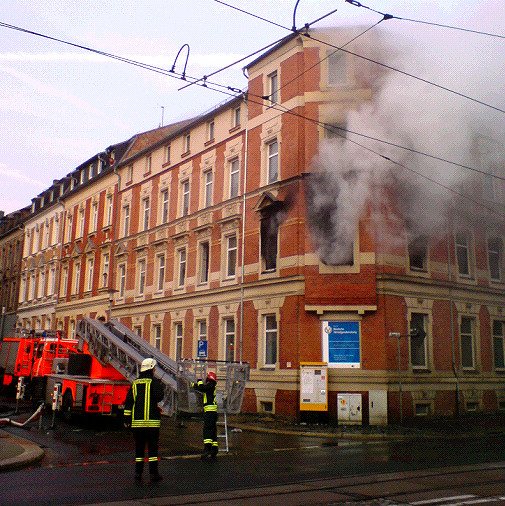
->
307 9 505 265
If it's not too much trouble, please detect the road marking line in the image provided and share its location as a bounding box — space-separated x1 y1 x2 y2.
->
411 495 476 505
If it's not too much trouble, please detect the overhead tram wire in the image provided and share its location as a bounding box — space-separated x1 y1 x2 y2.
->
207 2 505 116
345 0 505 40
2 17 504 213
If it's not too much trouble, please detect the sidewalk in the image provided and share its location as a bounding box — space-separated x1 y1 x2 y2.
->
0 429 44 471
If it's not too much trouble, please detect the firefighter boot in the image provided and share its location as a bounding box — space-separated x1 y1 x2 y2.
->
201 443 213 460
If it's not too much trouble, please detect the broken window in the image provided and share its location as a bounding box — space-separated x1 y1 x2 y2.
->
408 235 428 271
260 203 283 272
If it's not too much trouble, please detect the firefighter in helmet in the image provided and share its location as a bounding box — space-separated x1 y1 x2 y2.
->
191 371 218 459
124 357 164 482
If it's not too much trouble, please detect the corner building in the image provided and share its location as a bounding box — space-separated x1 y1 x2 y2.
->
109 29 505 422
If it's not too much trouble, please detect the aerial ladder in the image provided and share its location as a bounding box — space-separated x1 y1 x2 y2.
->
76 317 250 448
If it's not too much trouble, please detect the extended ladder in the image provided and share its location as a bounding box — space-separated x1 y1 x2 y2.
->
77 317 178 415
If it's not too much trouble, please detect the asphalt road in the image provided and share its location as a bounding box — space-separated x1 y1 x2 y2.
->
1 409 505 505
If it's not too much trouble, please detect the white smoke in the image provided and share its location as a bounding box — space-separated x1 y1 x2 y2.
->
307 10 505 264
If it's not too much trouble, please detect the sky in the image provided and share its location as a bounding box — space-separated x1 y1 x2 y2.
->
0 0 504 215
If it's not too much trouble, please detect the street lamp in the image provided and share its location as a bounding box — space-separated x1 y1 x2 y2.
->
107 289 118 321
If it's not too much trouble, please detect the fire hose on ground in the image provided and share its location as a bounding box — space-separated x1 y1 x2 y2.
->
0 402 44 427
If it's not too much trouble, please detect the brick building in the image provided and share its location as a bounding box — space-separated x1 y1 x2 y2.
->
6 27 505 423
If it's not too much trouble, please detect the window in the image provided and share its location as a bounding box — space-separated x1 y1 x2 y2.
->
328 51 346 85
226 234 237 278
118 263 126 298
410 313 427 368
488 237 502 281
74 262 81 294
30 273 36 300
208 120 215 141
199 241 210 284
142 197 150 231
230 158 240 198
177 248 186 287
66 215 72 243
264 315 278 366
145 155 152 174
184 133 191 153
106 195 113 226
224 319 235 362
102 253 110 288
157 253 165 292
138 259 146 295
267 140 279 183
175 323 183 361
164 145 171 164
260 206 279 272
123 205 130 237
460 317 475 369
38 270 45 299
409 235 428 271
456 231 471 276
86 258 94 292
204 170 213 208
161 190 169 223
233 107 241 128
49 267 56 295
78 208 85 237
493 320 505 370
91 202 98 232
324 122 346 141
198 320 207 342
268 71 278 104
133 326 142 337
127 164 133 182
153 324 162 350
62 267 68 297
181 180 190 217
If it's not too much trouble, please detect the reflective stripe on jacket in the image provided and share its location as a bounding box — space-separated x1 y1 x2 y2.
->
124 377 163 428
193 379 217 412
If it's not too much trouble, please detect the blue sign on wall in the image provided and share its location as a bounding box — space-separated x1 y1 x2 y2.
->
322 321 360 368
197 339 208 358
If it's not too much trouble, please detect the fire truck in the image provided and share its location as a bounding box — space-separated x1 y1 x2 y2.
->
0 330 78 398
0 328 130 420
0 318 250 432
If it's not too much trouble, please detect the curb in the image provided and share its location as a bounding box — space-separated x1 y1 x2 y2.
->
0 430 45 472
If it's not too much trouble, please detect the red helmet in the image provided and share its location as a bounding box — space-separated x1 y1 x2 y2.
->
207 371 217 382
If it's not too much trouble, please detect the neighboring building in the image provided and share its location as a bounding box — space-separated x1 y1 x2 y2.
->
55 142 130 338
17 185 65 332
0 207 31 338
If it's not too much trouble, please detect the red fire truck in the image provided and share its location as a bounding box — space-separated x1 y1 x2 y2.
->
0 330 130 419
0 330 78 395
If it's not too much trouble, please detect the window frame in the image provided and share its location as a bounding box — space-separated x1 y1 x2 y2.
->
488 237 502 281
460 316 476 370
181 180 190 217
264 314 278 367
493 320 505 370
153 324 162 350
199 240 210 285
226 234 237 278
156 253 165 292
174 322 183 361
410 312 428 370
177 247 187 288
267 139 279 184
137 258 146 295
224 318 235 363
268 71 278 104
142 196 150 231
230 157 240 198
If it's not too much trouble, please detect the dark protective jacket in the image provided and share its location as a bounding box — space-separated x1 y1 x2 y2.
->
124 372 164 428
192 379 217 412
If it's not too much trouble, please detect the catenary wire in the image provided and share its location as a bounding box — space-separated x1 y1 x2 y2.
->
1 18 504 216
345 0 505 40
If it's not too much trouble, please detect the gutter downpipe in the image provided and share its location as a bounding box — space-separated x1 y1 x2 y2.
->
110 165 121 320
447 206 459 418
239 93 249 365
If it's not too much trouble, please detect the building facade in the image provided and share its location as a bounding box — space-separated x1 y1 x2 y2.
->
5 28 505 422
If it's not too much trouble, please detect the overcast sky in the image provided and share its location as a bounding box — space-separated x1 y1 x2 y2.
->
0 0 503 214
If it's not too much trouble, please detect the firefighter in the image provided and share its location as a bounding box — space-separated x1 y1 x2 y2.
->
124 358 164 482
191 371 219 459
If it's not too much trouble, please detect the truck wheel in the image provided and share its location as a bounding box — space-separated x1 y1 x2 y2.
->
62 390 74 423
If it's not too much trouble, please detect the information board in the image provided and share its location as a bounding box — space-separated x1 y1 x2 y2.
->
322 321 360 368
299 362 328 411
